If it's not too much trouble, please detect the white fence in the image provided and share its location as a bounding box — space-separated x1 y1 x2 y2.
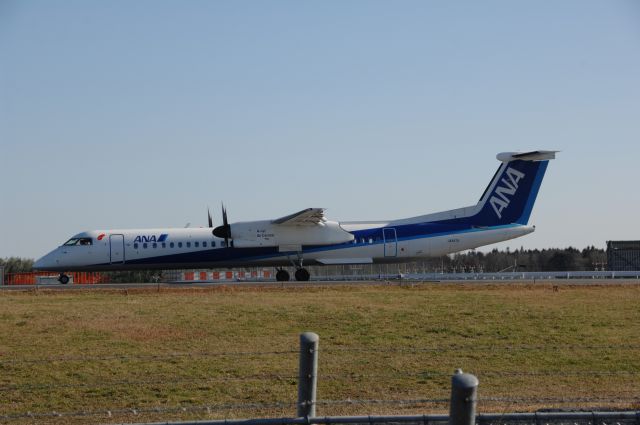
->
305 270 640 282
401 271 640 281
163 269 640 283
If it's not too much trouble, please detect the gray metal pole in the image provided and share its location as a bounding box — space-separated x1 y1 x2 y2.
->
297 332 319 418
449 369 478 425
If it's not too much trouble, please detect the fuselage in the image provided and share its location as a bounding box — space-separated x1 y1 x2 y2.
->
33 222 534 272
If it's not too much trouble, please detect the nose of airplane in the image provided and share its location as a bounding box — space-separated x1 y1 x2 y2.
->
33 250 61 271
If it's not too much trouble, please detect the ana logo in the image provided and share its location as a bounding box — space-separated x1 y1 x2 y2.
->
97 233 106 241
489 167 525 219
133 234 168 243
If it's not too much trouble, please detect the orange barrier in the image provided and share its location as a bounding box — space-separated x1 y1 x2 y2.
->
2 269 276 285
4 272 108 285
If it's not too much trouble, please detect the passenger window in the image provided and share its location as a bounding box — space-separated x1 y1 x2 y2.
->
143 243 148 249
195 242 199 248
134 243 139 249
170 242 175 248
152 243 157 248
178 242 183 248
212 241 216 247
162 242 166 248
203 241 207 248
186 242 191 248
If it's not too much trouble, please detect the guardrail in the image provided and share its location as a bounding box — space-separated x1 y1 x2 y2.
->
120 411 640 425
404 271 640 280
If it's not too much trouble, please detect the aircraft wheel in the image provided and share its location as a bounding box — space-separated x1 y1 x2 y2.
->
295 268 310 282
58 274 70 285
276 269 290 282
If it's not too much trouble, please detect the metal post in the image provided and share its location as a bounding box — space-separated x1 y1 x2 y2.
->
449 369 478 425
297 332 319 417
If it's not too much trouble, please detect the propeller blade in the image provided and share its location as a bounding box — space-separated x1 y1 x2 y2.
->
212 203 232 247
207 208 213 228
222 203 229 246
222 204 228 226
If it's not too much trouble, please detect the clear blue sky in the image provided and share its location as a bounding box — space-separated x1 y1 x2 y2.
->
1 1 639 259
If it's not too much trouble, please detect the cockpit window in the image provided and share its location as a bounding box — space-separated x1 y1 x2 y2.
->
63 238 93 246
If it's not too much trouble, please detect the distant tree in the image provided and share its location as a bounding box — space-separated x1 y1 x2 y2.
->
0 257 34 274
103 270 160 283
547 251 578 271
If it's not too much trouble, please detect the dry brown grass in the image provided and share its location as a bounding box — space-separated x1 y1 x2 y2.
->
0 282 639 424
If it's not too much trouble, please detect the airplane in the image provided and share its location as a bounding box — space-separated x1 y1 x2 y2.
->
34 150 557 283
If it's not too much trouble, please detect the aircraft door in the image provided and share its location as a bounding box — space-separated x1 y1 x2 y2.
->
109 234 125 264
383 228 397 257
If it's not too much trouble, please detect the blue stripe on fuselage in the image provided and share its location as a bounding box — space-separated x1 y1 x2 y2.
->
114 222 520 267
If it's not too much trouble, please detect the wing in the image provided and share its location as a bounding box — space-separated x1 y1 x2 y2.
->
272 208 327 226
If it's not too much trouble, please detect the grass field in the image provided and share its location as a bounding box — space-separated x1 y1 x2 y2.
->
0 282 639 424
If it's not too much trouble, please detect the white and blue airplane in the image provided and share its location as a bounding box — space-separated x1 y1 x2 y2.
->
34 150 556 283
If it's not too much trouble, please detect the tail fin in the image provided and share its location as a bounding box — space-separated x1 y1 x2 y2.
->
471 151 556 226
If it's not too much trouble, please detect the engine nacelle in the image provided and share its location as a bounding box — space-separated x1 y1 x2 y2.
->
229 220 354 249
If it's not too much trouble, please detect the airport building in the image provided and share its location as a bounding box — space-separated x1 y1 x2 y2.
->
607 240 640 271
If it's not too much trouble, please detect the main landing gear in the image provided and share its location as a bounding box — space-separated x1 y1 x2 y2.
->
294 268 310 281
276 269 290 282
275 252 311 282
275 267 311 282
58 273 70 285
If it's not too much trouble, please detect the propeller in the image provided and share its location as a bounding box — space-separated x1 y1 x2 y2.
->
207 208 213 228
212 203 232 246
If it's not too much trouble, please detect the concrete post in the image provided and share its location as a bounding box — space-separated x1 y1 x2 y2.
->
449 369 479 425
297 332 319 417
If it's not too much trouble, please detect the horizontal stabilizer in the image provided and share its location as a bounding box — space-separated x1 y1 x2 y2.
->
497 150 558 162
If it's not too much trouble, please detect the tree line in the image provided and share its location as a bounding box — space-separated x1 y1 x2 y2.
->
422 246 607 273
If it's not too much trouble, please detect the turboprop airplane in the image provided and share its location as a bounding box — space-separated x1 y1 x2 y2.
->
34 150 557 283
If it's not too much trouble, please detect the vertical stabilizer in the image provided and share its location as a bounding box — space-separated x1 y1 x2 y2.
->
471 151 556 226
